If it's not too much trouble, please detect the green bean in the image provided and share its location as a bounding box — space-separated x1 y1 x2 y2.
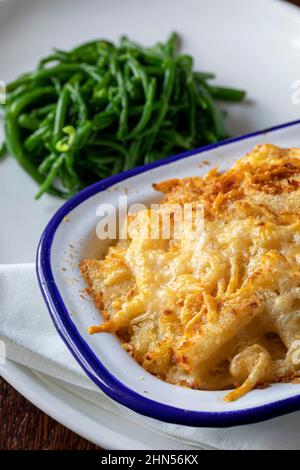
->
38 50 72 68
31 64 82 84
124 138 143 171
3 33 245 198
194 71 216 81
52 85 70 147
186 76 196 142
31 103 56 117
58 163 75 193
128 77 156 138
152 58 175 129
18 114 40 131
5 87 56 183
159 129 192 150
88 138 128 157
112 158 123 174
120 36 164 64
35 154 65 199
93 109 117 130
6 85 30 104
25 120 54 154
69 121 93 150
116 70 129 139
24 126 51 153
38 153 57 174
125 55 148 93
8 86 55 117
62 159 80 192
6 73 32 92
165 32 178 57
197 82 229 139
81 77 95 94
207 86 246 102
64 121 93 186
144 151 155 164
80 64 103 83
0 142 7 160
71 39 113 57
136 58 175 138
88 155 118 164
67 83 88 123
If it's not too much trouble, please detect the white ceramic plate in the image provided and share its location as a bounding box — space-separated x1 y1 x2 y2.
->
0 360 198 450
1 0 300 447
38 120 300 427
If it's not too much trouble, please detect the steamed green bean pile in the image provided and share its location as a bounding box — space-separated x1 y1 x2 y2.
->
3 33 245 199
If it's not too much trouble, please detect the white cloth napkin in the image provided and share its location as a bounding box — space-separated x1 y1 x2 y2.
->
1 262 299 450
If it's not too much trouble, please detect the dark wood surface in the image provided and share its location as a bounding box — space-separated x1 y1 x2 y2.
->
1 0 300 451
0 380 99 450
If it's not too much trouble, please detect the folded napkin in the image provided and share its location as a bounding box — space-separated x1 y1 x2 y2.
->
1 262 299 450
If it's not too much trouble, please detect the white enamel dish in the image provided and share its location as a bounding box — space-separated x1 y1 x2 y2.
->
38 120 300 427
2 0 300 446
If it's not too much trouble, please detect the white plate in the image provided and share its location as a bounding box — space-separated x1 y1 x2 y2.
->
1 0 300 447
0 360 198 450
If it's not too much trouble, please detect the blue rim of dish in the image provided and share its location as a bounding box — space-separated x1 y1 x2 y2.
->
37 118 300 427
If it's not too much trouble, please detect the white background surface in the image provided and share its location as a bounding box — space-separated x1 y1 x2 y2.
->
1 0 300 449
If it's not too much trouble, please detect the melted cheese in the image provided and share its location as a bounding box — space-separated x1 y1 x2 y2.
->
81 145 300 400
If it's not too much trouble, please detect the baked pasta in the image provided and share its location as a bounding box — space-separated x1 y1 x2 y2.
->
80 144 300 401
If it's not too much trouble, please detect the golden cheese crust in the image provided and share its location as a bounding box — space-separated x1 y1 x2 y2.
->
80 144 300 400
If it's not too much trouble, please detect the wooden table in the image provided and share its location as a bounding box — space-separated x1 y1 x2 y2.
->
1 0 300 451
0 380 99 450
